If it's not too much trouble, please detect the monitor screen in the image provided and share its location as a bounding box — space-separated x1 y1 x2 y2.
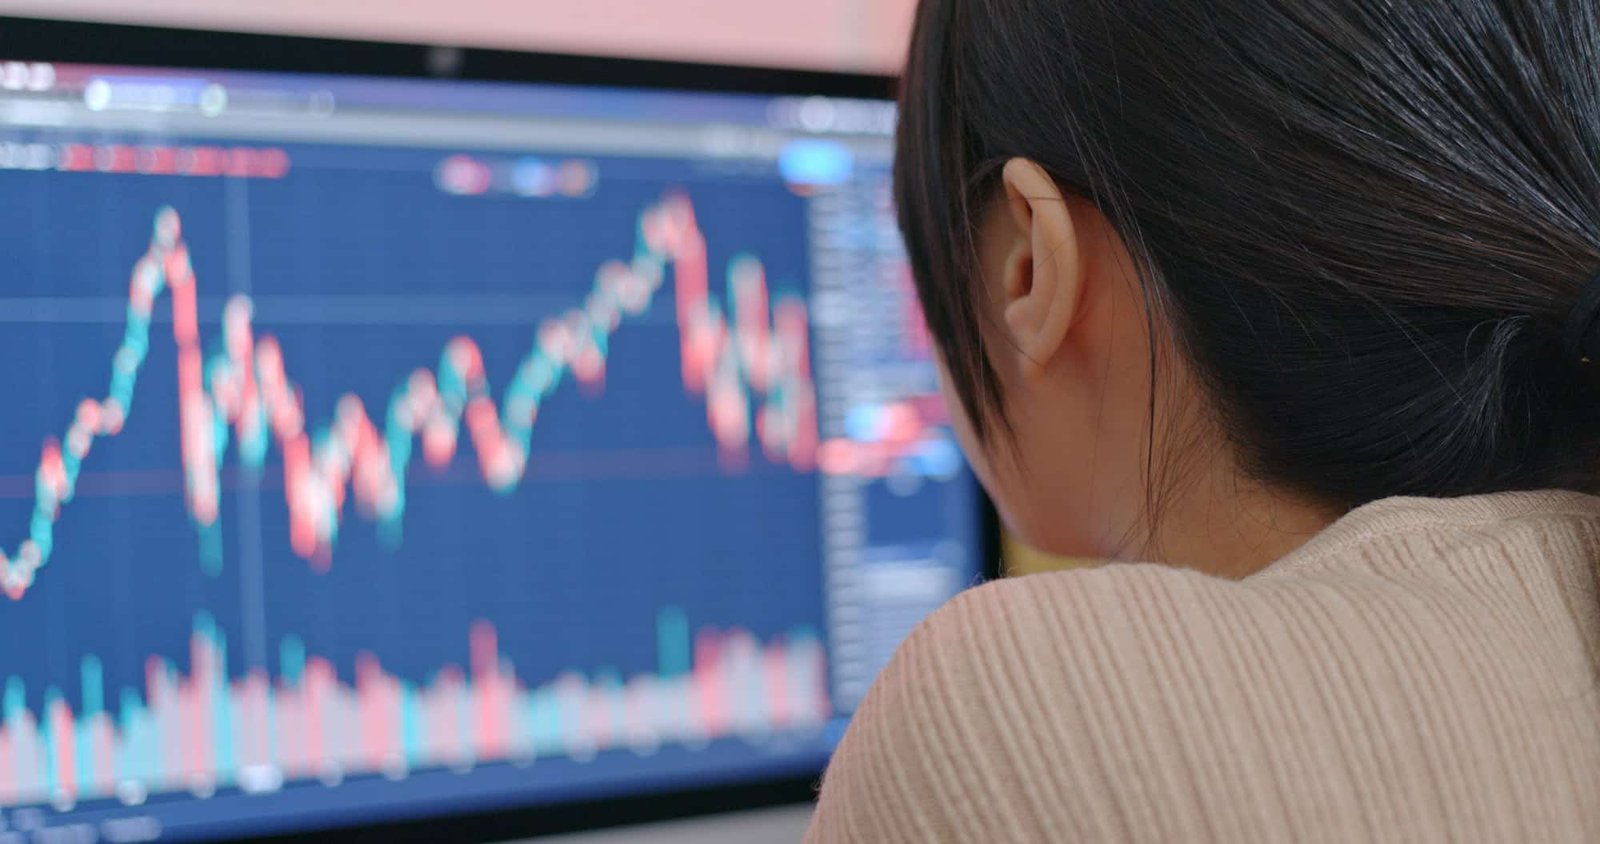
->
0 36 982 844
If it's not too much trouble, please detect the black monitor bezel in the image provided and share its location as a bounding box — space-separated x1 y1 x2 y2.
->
0 14 1002 843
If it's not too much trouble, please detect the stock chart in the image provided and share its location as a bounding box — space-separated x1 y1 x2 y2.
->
0 143 837 816
0 57 978 842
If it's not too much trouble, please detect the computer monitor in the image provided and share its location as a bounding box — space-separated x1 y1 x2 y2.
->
0 17 991 842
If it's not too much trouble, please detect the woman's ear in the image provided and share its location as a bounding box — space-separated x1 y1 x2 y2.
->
998 158 1081 380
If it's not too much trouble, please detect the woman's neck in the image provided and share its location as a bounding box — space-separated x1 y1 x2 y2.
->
1138 461 1340 580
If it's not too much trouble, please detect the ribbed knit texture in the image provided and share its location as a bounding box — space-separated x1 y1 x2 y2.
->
807 490 1600 842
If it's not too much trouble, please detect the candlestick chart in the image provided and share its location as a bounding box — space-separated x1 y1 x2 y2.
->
1 191 818 599
0 151 842 823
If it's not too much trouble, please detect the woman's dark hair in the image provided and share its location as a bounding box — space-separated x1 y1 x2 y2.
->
897 0 1600 508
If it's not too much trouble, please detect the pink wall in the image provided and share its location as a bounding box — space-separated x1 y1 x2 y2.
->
0 0 918 73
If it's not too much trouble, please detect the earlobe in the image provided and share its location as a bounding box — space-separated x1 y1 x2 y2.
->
998 158 1080 380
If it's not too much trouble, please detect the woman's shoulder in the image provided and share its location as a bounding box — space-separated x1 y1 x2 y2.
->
807 565 1297 841
842 562 1322 726
899 561 1343 685
809 545 1600 842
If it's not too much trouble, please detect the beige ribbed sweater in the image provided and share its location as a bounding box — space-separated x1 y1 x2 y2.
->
808 491 1600 842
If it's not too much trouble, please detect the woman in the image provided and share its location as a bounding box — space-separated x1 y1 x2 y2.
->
808 0 1600 841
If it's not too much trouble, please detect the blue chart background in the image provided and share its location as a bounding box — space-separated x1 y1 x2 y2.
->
0 140 827 789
